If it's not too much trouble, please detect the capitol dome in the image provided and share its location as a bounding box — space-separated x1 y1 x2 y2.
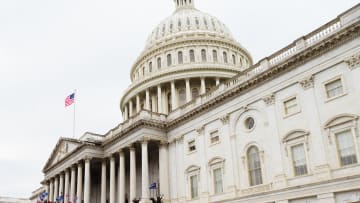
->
145 2 234 49
120 0 253 120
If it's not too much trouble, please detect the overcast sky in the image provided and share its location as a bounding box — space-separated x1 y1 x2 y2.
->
0 0 358 198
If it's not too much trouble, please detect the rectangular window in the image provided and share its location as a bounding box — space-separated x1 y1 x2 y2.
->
336 130 357 166
188 140 196 152
210 130 220 144
190 175 198 199
291 144 308 176
284 97 299 115
213 168 223 194
325 78 344 99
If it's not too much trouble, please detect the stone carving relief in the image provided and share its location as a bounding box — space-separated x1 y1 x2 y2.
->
299 75 315 90
345 52 360 70
262 94 275 106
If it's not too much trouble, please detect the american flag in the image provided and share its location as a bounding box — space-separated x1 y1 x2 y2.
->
65 93 75 107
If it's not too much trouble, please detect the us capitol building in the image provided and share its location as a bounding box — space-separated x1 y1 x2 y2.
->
37 1 360 203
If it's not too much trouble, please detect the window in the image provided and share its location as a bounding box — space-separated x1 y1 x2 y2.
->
179 89 186 106
168 93 172 112
244 117 255 130
223 52 228 63
142 67 145 76
282 130 310 177
213 50 218 62
178 51 183 64
190 50 195 62
247 146 263 186
157 57 162 69
336 130 357 166
191 88 199 100
201 49 207 62
167 54 172 66
291 144 308 176
210 130 220 144
284 96 300 116
188 140 196 152
149 62 152 73
213 168 223 194
325 78 344 99
232 54 236 64
324 114 359 168
190 175 198 199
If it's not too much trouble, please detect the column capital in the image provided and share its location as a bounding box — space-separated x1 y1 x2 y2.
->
84 156 92 162
140 137 151 144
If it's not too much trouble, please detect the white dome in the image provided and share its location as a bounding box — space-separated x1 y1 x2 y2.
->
145 8 234 49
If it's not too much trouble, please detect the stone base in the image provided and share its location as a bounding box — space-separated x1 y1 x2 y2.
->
139 199 152 203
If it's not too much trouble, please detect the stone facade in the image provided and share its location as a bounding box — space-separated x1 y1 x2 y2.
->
39 1 360 203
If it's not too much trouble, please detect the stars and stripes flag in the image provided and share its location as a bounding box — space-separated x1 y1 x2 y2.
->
65 93 75 107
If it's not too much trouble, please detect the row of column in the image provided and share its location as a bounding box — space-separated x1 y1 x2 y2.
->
101 140 169 203
123 77 221 120
47 159 90 203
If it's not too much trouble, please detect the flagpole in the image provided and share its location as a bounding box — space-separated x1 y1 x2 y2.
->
73 89 77 138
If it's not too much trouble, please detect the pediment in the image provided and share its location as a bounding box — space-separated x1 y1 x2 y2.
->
43 138 82 171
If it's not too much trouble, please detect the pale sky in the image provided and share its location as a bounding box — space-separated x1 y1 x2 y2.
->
0 0 358 198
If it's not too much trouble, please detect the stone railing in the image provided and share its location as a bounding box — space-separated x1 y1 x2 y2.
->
104 110 167 140
168 17 344 120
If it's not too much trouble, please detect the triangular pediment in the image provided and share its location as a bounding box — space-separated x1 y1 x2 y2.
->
43 138 83 171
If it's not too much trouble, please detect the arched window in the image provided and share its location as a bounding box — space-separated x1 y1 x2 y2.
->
232 54 236 64
223 52 228 63
178 51 183 64
190 50 195 62
192 88 199 100
157 57 162 69
149 62 153 73
201 49 207 62
247 146 263 186
212 50 218 62
167 54 172 66
179 89 186 106
142 67 145 76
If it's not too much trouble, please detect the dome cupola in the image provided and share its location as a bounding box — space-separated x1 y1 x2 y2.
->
120 0 253 120
174 0 195 10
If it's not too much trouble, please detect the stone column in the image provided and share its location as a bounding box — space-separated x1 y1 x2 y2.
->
110 156 116 203
64 170 70 203
157 85 162 114
216 78 220 86
77 162 83 203
101 160 107 203
70 166 76 203
118 151 126 203
145 89 150 111
124 106 128 120
129 100 133 117
159 142 170 202
129 147 136 202
84 158 91 203
141 140 150 203
136 95 141 113
59 173 64 201
54 176 59 201
185 79 191 102
171 81 177 110
49 179 54 202
200 77 206 94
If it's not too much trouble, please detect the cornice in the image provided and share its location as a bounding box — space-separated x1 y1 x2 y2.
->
102 119 166 147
